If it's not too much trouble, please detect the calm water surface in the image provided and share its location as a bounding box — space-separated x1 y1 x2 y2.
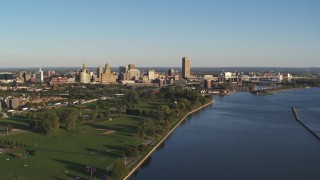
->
131 88 320 180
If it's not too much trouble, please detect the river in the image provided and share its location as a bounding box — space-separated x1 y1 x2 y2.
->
130 87 320 180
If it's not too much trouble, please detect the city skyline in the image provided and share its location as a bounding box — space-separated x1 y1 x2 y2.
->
1 0 320 67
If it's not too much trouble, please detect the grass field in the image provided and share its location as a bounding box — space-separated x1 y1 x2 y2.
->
0 114 143 179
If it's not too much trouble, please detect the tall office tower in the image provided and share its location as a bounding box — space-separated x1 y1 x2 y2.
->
18 70 26 79
101 63 111 83
204 79 212 89
104 63 111 75
97 66 103 79
128 64 135 70
24 72 32 81
47 70 56 77
79 64 91 84
35 68 44 83
182 56 190 79
148 70 155 80
168 69 175 76
119 66 128 74
128 69 140 79
98 63 116 84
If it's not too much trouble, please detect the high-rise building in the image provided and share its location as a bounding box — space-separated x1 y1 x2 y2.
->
48 70 56 77
0 72 14 81
148 70 155 80
24 72 32 82
35 68 44 83
128 64 135 70
182 56 190 79
168 69 175 77
98 63 116 84
104 64 111 75
97 66 103 79
101 63 110 83
18 70 26 79
118 66 128 81
119 66 128 74
79 64 91 84
204 79 212 89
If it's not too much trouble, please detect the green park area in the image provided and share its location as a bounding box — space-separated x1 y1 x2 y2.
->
0 86 212 179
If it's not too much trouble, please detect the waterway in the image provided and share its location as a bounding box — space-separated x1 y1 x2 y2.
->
130 87 320 180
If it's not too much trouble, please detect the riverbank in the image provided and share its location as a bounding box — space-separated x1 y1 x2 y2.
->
123 100 214 180
251 86 309 95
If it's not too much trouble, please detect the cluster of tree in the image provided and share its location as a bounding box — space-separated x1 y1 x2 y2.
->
66 84 125 100
57 109 79 130
160 86 210 107
137 118 157 137
36 112 60 134
125 90 141 105
29 108 81 134
139 89 157 101
0 124 13 134
134 86 211 139
125 108 151 116
125 147 139 157
0 139 36 148
109 145 150 179
110 160 128 180
293 78 320 87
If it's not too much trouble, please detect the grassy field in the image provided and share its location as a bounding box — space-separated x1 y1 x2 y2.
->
0 114 143 179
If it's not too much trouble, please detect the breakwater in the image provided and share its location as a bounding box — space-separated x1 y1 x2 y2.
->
291 106 320 140
123 100 214 180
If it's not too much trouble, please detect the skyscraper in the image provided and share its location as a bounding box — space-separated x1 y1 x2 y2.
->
98 63 116 84
80 64 91 84
128 64 135 70
148 70 155 80
97 66 103 79
182 56 190 79
168 69 175 77
35 68 44 83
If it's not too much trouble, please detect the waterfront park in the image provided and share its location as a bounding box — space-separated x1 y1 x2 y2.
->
0 86 212 179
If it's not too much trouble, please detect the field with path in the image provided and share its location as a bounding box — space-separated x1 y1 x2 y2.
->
0 113 143 179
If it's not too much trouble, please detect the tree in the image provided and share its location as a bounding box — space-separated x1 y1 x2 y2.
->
125 147 138 157
26 113 33 119
64 110 78 130
158 105 170 115
125 90 140 104
138 118 156 137
7 124 13 134
110 160 128 180
38 112 60 134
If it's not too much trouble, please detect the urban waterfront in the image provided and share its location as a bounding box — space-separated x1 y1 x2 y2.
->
131 88 320 180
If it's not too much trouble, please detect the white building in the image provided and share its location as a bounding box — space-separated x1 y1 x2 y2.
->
224 72 232 80
35 68 44 83
148 70 155 80
79 64 91 84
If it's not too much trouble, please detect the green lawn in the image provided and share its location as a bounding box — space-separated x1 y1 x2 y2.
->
135 100 171 110
0 115 143 179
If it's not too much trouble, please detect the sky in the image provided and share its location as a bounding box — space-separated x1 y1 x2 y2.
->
0 0 319 68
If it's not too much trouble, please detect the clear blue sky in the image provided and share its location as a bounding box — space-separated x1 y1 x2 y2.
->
0 0 319 67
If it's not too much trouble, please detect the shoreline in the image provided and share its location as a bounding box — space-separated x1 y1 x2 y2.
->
123 100 214 180
251 86 310 95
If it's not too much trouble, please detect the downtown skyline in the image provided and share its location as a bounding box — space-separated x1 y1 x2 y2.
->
1 0 320 68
